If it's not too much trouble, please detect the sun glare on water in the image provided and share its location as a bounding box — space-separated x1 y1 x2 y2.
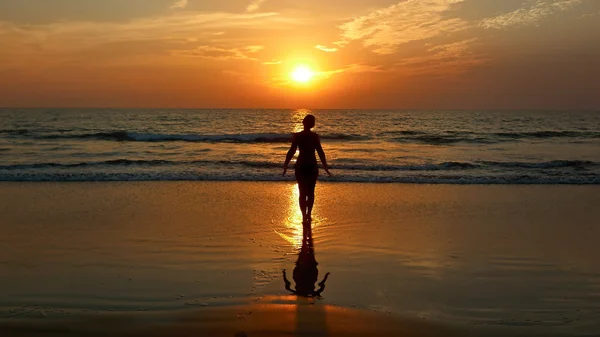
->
290 65 315 84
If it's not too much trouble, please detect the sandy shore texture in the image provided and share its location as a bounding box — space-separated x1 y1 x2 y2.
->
1 303 470 337
1 182 599 336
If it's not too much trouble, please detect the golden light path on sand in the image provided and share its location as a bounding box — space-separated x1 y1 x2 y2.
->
275 184 304 249
275 183 324 249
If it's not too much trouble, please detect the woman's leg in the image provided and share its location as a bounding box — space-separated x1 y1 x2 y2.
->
305 169 318 220
296 176 308 220
306 181 316 220
298 186 307 218
296 166 317 222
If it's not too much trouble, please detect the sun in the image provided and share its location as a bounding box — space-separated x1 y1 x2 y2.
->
290 65 315 84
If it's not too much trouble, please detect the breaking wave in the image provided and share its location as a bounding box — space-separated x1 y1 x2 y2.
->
27 131 369 143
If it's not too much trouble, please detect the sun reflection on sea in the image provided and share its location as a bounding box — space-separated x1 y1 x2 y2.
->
291 109 313 133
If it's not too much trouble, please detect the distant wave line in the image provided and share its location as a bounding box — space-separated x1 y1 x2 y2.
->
0 172 598 184
7 131 368 143
1 159 597 171
387 130 600 145
3 129 599 145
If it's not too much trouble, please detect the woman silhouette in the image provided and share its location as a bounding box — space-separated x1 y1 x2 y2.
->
282 115 331 223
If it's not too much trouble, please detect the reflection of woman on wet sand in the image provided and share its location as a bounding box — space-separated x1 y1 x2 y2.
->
283 226 330 297
282 115 331 223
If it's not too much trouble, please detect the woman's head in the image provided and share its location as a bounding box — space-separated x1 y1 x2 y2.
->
302 115 316 130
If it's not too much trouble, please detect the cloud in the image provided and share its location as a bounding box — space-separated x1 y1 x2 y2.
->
262 60 282 65
582 11 600 18
172 45 264 60
333 0 585 76
395 38 488 75
0 11 300 56
245 45 264 53
170 0 188 9
315 45 338 52
338 0 468 54
481 0 583 29
428 38 476 53
247 0 267 13
337 0 586 55
319 63 383 78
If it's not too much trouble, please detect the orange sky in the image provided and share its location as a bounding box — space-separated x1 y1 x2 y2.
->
0 0 599 109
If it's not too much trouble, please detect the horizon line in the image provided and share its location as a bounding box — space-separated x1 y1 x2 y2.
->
1 107 599 112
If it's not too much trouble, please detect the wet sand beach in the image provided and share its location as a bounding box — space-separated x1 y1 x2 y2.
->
1 182 599 336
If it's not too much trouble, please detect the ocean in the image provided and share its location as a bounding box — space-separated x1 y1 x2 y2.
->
1 108 599 184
